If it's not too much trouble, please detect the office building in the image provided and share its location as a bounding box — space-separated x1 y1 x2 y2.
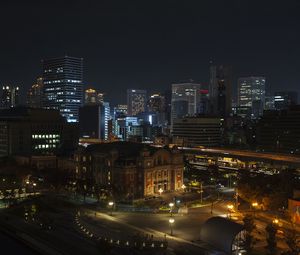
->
79 101 110 141
172 117 221 147
113 104 127 119
237 76 266 118
42 56 83 122
209 65 232 117
27 77 44 108
0 107 78 157
1 85 19 108
274 91 298 110
257 106 300 153
147 93 166 127
85 88 104 105
74 142 183 198
171 82 202 126
127 89 147 116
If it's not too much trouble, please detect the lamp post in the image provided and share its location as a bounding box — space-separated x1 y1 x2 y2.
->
252 202 258 216
158 188 163 196
181 184 186 192
33 183 37 196
200 182 203 204
227 204 234 219
168 218 175 236
108 201 114 216
169 202 174 216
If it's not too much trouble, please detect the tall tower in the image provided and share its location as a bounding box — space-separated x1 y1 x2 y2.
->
127 89 147 116
171 81 202 127
209 64 232 117
42 56 83 122
237 76 266 118
27 77 44 108
1 85 19 108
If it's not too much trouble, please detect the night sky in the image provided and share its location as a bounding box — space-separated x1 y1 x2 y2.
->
1 0 300 105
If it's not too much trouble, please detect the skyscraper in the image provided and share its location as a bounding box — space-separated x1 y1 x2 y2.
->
209 64 232 117
237 76 266 118
1 85 19 108
127 89 147 116
42 56 83 122
27 77 44 108
274 91 298 110
85 88 104 104
171 82 202 126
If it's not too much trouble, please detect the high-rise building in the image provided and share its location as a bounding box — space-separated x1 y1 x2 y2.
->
85 88 104 105
172 117 221 147
27 77 44 108
257 106 300 153
209 65 232 117
1 85 19 108
127 89 147 116
171 82 202 126
0 107 78 157
147 93 166 127
42 56 83 122
113 104 128 119
237 76 266 118
274 91 298 110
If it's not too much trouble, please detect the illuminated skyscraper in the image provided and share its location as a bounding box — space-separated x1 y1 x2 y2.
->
171 82 202 127
238 76 266 118
42 56 83 122
27 77 44 108
127 89 147 116
1 85 19 108
274 91 298 110
85 88 104 104
209 64 232 117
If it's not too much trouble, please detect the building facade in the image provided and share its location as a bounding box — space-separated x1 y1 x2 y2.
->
257 106 300 153
274 91 298 110
42 56 83 122
127 89 147 116
27 77 44 108
1 85 19 108
209 65 232 117
171 82 202 127
237 76 266 118
0 107 78 157
74 142 184 198
172 117 221 147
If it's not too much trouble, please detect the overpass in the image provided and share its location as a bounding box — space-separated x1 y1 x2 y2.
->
180 147 300 167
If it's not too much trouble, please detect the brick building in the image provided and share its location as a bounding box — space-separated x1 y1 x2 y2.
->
74 142 183 199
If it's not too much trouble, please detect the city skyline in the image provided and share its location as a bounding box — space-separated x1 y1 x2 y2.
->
1 1 300 105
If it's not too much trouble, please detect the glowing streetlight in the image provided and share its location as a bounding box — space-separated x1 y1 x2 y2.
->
168 218 175 236
273 218 279 225
169 202 174 216
158 188 163 196
26 180 30 185
227 204 234 218
252 202 258 207
181 184 186 191
108 201 114 216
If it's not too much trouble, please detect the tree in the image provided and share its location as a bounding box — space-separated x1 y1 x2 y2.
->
265 223 277 255
243 214 256 252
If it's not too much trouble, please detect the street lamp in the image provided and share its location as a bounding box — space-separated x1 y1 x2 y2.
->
181 184 186 192
168 218 175 236
108 201 114 216
272 218 279 225
33 183 37 196
227 204 234 218
169 202 174 216
158 188 163 196
252 202 258 216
